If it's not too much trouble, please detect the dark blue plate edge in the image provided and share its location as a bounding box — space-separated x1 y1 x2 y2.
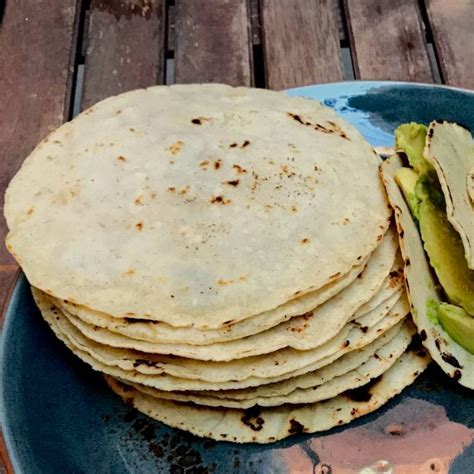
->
1 268 21 474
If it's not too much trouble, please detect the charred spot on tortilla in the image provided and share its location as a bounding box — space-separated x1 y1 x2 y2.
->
190 116 210 126
440 352 462 368
452 369 462 381
241 406 264 432
288 419 306 434
232 164 247 174
389 269 402 284
287 112 305 125
225 179 240 187
210 195 231 205
343 375 383 402
133 359 161 368
420 330 427 341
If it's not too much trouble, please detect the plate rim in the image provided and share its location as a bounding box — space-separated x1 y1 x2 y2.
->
285 79 474 96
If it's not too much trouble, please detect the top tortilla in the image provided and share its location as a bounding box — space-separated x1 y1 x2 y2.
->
5 84 390 328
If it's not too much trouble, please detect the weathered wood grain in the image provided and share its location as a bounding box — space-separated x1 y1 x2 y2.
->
168 0 346 49
344 0 433 81
174 0 252 86
0 0 81 307
261 0 343 89
82 0 166 110
425 0 474 89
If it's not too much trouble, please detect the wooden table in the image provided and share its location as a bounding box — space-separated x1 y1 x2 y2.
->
0 0 473 313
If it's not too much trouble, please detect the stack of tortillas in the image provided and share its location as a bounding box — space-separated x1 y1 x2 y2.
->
4 84 429 443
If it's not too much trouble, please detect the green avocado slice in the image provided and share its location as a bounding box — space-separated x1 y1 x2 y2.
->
417 184 474 316
438 303 474 354
395 123 431 174
395 167 420 219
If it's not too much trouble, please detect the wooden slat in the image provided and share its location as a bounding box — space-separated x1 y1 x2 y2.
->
261 0 343 90
174 0 252 86
0 0 81 308
169 0 346 50
344 0 433 82
425 0 474 89
81 0 166 110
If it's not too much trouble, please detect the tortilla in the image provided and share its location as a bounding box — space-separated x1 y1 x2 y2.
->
115 321 415 408
354 290 402 329
353 252 403 317
105 347 429 443
203 318 408 400
381 154 474 389
48 259 367 346
424 121 474 269
33 287 409 390
5 84 391 328
40 231 399 362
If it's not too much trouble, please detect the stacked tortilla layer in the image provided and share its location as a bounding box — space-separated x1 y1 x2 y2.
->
5 84 429 443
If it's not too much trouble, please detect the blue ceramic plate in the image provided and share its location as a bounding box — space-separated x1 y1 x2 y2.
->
1 81 474 474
